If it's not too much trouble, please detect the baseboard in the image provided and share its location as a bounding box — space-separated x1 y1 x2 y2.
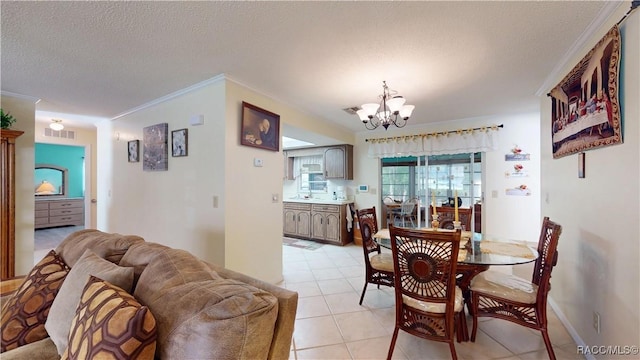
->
547 296 595 360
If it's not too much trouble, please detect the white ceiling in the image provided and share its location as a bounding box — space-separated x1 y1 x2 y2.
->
1 1 620 137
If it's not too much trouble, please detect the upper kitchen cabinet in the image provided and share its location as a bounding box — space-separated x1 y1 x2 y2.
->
324 145 353 180
284 144 353 180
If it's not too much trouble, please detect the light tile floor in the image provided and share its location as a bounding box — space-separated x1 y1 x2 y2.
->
279 241 583 360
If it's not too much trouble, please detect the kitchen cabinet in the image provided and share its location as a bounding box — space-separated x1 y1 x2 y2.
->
35 198 84 229
324 145 353 180
283 144 353 180
311 204 341 244
283 202 311 238
283 201 353 246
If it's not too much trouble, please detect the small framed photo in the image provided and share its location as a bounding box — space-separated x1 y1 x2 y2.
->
171 128 188 157
127 140 139 163
578 152 585 178
240 101 280 152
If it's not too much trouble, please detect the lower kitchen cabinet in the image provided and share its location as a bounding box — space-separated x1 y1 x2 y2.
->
283 202 353 246
283 203 311 238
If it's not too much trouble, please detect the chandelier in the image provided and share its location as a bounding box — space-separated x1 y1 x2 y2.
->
356 81 415 130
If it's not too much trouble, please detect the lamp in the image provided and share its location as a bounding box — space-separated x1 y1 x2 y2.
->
35 180 56 194
49 119 64 131
356 81 415 130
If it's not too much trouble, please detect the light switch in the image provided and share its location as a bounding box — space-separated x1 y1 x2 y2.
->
254 158 264 167
491 190 498 198
213 196 219 208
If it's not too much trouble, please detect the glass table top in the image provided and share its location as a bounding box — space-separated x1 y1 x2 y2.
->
373 228 539 266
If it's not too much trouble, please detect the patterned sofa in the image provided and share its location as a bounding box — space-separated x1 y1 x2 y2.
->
0 229 297 359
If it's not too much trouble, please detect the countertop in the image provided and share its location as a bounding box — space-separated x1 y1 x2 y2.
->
284 198 354 205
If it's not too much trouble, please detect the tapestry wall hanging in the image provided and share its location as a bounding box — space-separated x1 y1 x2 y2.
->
143 123 168 171
549 25 622 159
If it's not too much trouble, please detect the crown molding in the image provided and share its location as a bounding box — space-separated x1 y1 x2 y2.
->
536 1 624 96
0 91 41 103
111 74 227 120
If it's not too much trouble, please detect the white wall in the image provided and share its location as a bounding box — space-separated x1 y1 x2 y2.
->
95 77 354 283
34 123 98 228
353 113 542 242
540 8 639 350
2 94 37 273
223 80 353 282
96 79 228 268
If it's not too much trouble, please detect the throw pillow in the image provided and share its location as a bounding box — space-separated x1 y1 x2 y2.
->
0 250 70 352
45 249 134 355
61 276 156 360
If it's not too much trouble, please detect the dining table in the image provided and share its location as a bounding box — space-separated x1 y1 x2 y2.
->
373 227 539 341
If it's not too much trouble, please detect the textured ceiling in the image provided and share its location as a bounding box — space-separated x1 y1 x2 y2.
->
0 1 619 136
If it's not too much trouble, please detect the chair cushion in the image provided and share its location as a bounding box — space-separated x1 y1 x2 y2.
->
402 286 464 313
470 271 538 304
45 249 135 355
0 250 70 352
61 276 156 360
370 253 394 272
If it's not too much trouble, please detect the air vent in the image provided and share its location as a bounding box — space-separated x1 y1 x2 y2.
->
342 106 361 115
44 128 75 139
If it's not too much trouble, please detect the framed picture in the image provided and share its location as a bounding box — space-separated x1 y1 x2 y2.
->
578 152 585 178
240 101 280 152
549 25 622 159
171 128 188 157
143 123 168 171
127 140 139 163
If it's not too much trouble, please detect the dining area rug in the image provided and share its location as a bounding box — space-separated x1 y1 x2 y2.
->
283 237 324 251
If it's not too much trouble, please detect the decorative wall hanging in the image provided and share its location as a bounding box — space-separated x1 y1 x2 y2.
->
143 123 168 171
127 140 139 163
506 184 531 196
549 25 622 159
241 102 280 152
504 145 530 161
171 128 188 157
505 163 529 178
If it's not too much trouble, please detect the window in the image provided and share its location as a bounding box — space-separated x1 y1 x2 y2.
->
381 153 481 207
295 156 327 193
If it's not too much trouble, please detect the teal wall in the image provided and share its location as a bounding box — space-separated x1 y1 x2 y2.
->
35 143 84 198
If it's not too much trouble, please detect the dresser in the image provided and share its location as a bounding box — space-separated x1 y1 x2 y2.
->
35 198 84 229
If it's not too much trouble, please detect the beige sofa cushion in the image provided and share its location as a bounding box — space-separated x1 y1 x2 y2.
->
55 229 144 267
45 250 134 355
61 276 156 360
120 243 279 360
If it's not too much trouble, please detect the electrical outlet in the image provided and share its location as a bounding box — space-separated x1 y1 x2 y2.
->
593 311 601 333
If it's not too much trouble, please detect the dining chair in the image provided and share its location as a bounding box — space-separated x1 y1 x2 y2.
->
387 226 465 360
429 206 472 230
394 200 417 227
469 217 562 360
356 207 394 305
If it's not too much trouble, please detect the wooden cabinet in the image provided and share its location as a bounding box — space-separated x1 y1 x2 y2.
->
35 198 84 229
474 203 482 233
323 145 353 180
311 204 342 244
283 144 353 180
1 129 23 280
283 202 311 238
283 202 353 246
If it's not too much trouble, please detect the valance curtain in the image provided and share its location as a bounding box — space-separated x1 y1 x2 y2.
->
367 126 501 158
292 155 323 179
